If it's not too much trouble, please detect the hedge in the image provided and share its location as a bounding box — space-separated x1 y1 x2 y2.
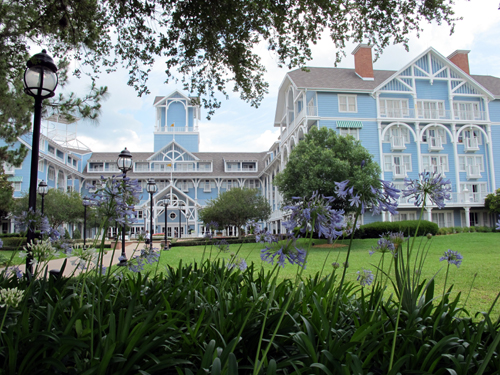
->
357 220 438 239
0 233 23 238
168 236 257 248
0 237 27 250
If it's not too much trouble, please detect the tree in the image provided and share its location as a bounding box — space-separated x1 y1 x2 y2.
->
485 188 500 215
12 189 85 230
1 1 456 165
0 168 14 219
200 188 271 238
274 127 381 211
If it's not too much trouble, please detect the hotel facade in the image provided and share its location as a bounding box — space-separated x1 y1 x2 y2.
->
2 45 500 236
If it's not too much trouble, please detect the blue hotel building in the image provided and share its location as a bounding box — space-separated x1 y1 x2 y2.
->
2 45 499 236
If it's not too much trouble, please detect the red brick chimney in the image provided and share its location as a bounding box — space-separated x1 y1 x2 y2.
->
352 44 374 81
447 50 470 75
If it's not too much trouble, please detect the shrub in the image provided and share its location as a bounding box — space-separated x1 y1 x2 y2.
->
358 220 438 239
0 233 22 238
169 236 257 247
0 237 27 250
64 229 71 239
454 226 463 233
73 229 81 240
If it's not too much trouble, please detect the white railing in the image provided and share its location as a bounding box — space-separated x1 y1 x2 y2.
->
391 136 406 151
428 137 443 151
154 126 199 133
464 137 479 152
451 192 487 204
392 165 407 179
466 165 481 179
424 165 446 176
379 108 487 121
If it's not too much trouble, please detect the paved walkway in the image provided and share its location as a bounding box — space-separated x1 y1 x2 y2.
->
11 241 150 277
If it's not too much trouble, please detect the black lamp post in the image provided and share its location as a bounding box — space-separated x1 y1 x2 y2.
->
82 197 91 249
23 50 58 277
178 202 184 239
37 180 48 215
146 179 157 250
117 147 133 266
163 199 169 250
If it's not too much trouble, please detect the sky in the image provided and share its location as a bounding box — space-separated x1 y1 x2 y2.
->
45 0 500 155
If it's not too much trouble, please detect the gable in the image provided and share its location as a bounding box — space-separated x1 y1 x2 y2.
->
147 141 198 162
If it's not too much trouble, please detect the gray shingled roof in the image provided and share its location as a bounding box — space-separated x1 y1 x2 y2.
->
287 67 396 91
471 75 500 97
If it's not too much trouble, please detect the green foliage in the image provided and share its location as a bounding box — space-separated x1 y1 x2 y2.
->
274 127 381 211
0 259 499 374
358 220 438 238
0 169 13 219
169 236 257 247
199 188 271 238
0 237 26 250
63 228 71 239
485 188 500 215
72 228 81 240
11 189 85 229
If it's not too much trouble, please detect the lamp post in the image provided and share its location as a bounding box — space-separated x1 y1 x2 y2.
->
163 199 169 250
117 147 133 266
146 179 157 250
37 180 48 215
82 197 91 249
178 202 184 239
23 50 58 277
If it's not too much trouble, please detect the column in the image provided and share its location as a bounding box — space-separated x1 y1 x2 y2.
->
464 206 470 227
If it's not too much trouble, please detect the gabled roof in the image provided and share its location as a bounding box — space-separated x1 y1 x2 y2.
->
147 141 198 161
154 90 191 106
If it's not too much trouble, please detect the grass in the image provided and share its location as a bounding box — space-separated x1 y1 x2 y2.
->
149 232 500 319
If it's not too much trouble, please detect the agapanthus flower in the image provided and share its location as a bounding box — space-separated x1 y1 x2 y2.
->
227 257 248 271
283 191 345 240
440 249 463 268
357 269 374 287
255 227 275 244
21 239 59 263
0 287 24 308
88 174 142 227
0 238 2 249
332 262 340 269
215 239 230 253
402 171 452 209
260 235 307 268
4 266 23 279
496 215 500 231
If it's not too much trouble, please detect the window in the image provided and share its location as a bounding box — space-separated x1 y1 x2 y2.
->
72 159 77 167
199 162 211 171
226 162 239 171
338 128 359 140
422 127 446 144
226 179 234 190
458 129 482 145
56 149 64 159
432 212 453 227
135 162 149 172
48 167 55 180
203 180 211 192
458 155 484 172
48 145 55 155
13 181 22 191
392 212 417 221
38 160 44 172
422 155 449 174
453 102 481 120
338 95 357 113
416 100 445 119
379 99 409 117
177 179 189 192
137 211 143 219
384 154 412 177
242 162 256 171
383 126 410 143
170 212 177 219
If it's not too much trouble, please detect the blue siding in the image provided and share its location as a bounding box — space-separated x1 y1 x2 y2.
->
415 80 448 101
167 102 186 128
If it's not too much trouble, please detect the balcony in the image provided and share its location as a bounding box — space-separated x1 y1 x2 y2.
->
392 165 407 179
464 137 479 152
425 165 446 177
379 108 488 121
466 165 481 180
428 137 443 151
390 136 406 151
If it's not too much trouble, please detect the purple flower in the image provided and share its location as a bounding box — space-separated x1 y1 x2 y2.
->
402 172 451 209
215 239 230 253
357 269 374 287
227 257 248 271
0 238 2 249
4 266 23 279
496 215 500 231
440 249 463 268
260 235 306 269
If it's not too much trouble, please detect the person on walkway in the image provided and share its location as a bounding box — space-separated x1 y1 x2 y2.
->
145 230 150 245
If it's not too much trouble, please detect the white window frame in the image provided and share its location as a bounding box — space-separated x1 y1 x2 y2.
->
383 154 412 172
392 212 417 221
422 127 447 144
137 211 143 219
458 155 484 172
422 154 449 173
13 181 22 191
453 101 481 121
458 129 482 145
431 211 454 227
338 128 359 140
379 98 409 117
416 100 446 119
383 126 410 143
338 94 357 113
203 179 211 192
48 166 55 180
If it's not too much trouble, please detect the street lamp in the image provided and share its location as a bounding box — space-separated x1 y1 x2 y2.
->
37 180 48 215
146 179 157 250
117 147 133 266
163 199 169 250
23 50 58 277
82 197 91 249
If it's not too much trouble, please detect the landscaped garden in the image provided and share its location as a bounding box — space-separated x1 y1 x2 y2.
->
1 172 499 374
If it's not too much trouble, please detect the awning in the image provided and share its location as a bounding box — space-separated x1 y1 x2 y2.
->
336 120 363 128
7 176 22 182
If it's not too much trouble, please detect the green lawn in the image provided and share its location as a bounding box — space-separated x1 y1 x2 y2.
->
152 233 500 319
